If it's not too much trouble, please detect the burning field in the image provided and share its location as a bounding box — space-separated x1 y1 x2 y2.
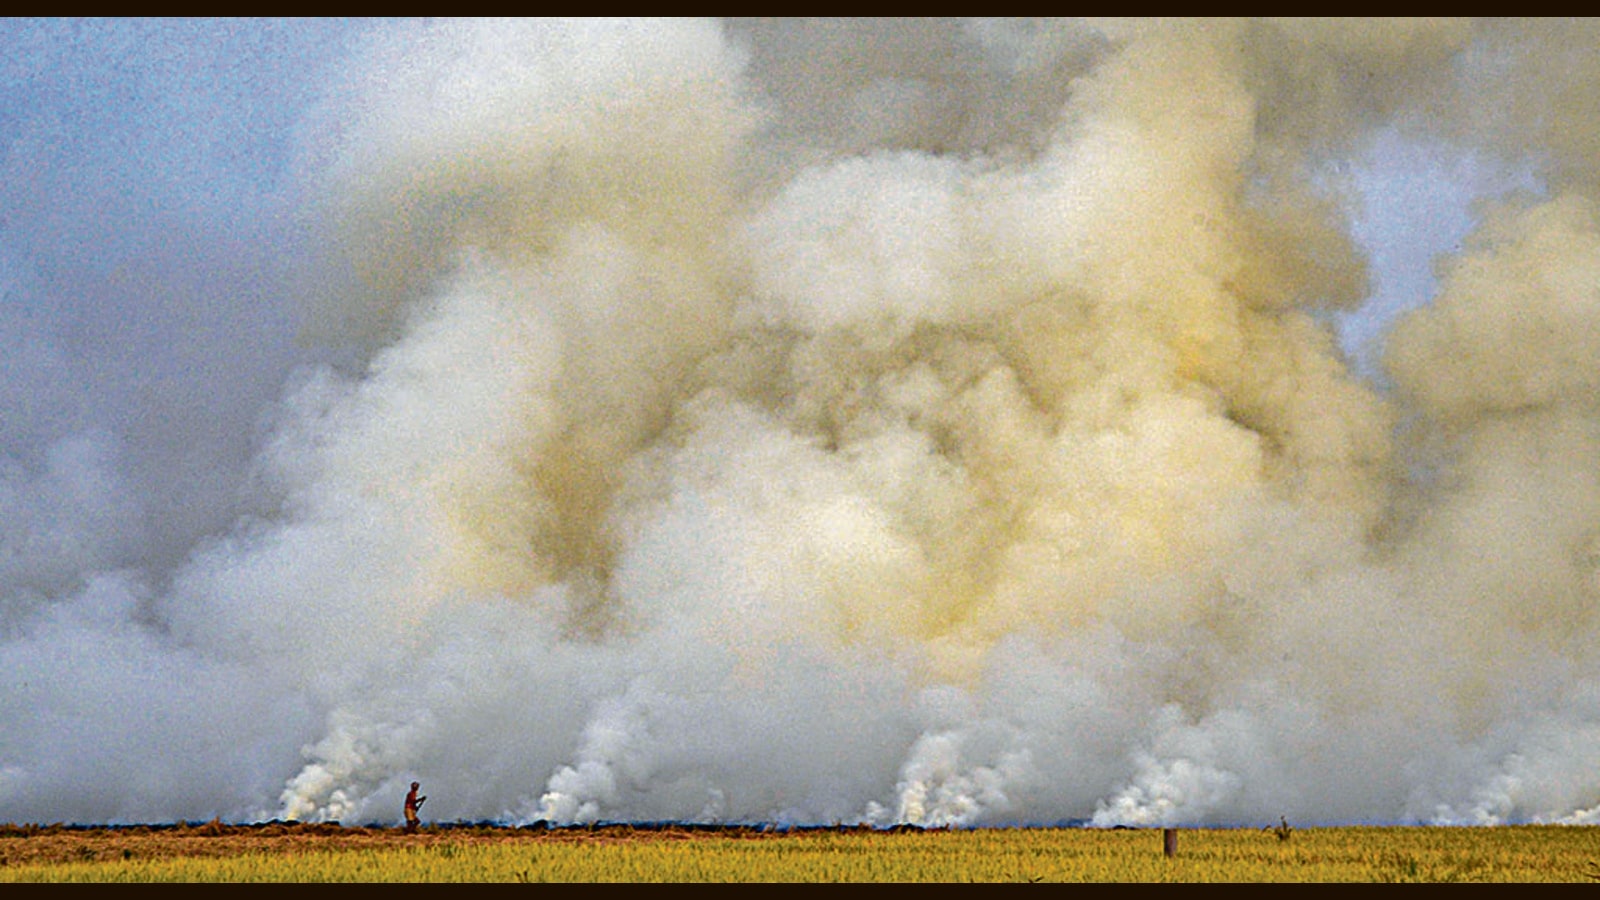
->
5 19 1600 830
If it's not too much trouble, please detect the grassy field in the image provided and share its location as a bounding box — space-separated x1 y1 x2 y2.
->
3 821 1599 882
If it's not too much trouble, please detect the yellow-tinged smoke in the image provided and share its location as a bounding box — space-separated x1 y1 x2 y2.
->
247 20 1600 826
13 18 1600 829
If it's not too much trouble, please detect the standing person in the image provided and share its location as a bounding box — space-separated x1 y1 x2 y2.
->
404 781 426 833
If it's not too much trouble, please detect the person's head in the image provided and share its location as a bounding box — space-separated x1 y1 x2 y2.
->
411 782 420 790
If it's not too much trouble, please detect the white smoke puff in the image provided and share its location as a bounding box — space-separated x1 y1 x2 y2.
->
299 17 757 347
743 152 988 345
891 733 970 826
527 681 666 825
318 18 749 177
1091 751 1243 828
533 689 651 824
1563 804 1600 826
536 761 616 825
1431 771 1519 827
279 711 424 823
889 731 1033 828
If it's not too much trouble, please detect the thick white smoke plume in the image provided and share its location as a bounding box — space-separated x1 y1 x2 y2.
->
6 18 1600 827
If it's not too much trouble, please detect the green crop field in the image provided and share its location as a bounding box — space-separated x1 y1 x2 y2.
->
4 823 1599 882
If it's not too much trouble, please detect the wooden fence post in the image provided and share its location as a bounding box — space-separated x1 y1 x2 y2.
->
1162 827 1177 858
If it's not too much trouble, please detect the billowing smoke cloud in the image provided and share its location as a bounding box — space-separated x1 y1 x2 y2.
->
5 18 1600 828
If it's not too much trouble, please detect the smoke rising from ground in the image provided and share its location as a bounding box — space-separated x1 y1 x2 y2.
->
5 18 1600 827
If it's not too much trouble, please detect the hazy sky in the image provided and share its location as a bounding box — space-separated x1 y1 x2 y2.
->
4 19 1597 828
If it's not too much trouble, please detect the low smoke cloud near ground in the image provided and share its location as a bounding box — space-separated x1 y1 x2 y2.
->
4 18 1600 827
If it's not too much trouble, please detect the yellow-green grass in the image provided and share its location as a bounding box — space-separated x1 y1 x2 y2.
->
6 825 1600 882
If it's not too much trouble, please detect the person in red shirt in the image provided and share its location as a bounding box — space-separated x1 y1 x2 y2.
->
404 781 427 833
